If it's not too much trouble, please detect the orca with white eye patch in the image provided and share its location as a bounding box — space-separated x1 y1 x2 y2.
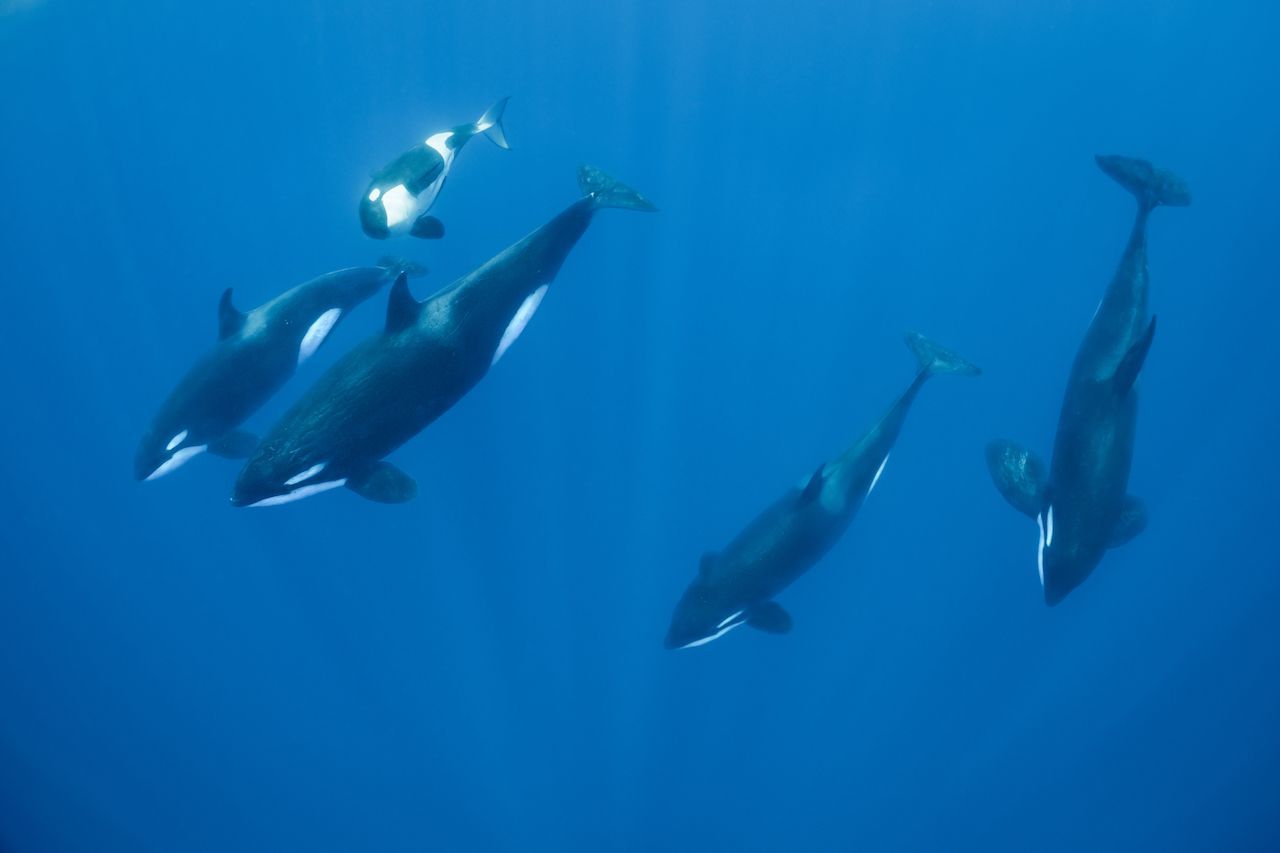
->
359 97 512 241
665 333 979 650
233 166 656 508
986 155 1187 605
135 259 422 483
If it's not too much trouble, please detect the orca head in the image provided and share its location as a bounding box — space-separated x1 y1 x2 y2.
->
231 454 346 508
359 186 391 239
135 426 207 482
664 578 748 650
1036 502 1102 606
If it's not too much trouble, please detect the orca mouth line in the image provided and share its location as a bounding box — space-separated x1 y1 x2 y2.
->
142 445 207 481
669 618 746 650
233 478 348 508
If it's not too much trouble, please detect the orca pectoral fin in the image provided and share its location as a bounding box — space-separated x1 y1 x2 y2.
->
410 215 445 239
1109 496 1148 548
747 602 792 634
347 462 418 503
208 431 258 459
1112 316 1156 395
985 439 1047 519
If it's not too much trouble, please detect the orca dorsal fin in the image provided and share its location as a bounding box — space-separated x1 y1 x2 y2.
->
384 273 423 334
218 288 246 340
699 552 717 578
1111 316 1156 395
799 464 826 503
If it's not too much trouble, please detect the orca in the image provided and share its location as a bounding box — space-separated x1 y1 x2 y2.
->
134 259 421 482
232 166 655 508
986 155 1189 605
664 333 979 649
359 97 511 240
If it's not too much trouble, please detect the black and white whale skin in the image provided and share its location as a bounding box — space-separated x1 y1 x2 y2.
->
664 334 979 650
986 155 1190 605
232 167 655 508
359 98 511 241
134 260 419 482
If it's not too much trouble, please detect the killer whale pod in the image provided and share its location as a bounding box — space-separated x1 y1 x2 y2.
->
137 91 1194 632
232 166 655 508
135 258 423 482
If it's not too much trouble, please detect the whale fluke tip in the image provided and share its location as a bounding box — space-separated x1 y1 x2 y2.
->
905 332 980 377
1095 155 1190 210
577 165 657 212
377 255 428 278
476 97 511 150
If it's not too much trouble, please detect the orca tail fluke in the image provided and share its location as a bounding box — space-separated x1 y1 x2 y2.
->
377 255 428 278
1095 155 1191 211
474 97 511 150
905 331 981 378
577 165 658 212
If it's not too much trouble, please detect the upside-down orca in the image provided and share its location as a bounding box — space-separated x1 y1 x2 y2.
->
986 155 1189 605
232 166 655 507
135 259 421 482
665 333 979 649
359 98 511 240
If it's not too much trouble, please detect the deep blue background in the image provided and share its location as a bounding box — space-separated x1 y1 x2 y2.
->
2 1 1278 850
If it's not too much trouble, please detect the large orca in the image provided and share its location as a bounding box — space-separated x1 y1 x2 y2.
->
986 155 1189 605
664 334 979 649
359 98 511 241
232 166 656 508
135 259 421 482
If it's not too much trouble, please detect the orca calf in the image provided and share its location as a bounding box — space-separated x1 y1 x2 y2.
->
135 259 420 482
986 155 1189 605
665 334 979 649
359 98 511 240
232 166 655 508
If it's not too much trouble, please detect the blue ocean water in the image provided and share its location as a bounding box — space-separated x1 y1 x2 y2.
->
2 1 1278 850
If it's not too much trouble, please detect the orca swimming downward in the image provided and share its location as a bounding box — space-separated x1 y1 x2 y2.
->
359 97 511 240
986 155 1189 605
232 166 656 508
665 333 979 649
135 259 420 482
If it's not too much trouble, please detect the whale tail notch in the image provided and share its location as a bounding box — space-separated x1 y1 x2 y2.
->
376 255 428 278
905 332 980 378
473 97 511 150
1095 155 1191 211
578 165 658 212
